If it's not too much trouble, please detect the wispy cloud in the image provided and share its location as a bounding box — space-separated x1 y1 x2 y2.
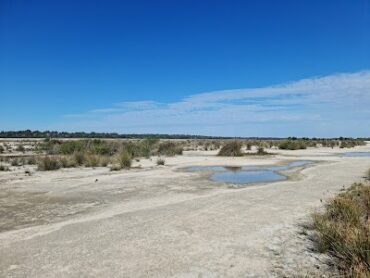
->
58 71 370 137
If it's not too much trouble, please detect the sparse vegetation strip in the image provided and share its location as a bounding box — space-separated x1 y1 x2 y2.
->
311 182 370 277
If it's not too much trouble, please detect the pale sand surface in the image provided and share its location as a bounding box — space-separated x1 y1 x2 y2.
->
0 144 369 277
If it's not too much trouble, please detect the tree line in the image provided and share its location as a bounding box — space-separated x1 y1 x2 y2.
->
0 130 368 140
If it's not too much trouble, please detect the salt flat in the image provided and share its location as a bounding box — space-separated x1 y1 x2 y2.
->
1 145 369 277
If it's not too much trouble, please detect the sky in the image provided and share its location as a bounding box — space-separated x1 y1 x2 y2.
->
0 0 369 137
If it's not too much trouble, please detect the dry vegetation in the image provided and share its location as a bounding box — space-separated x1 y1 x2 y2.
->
157 141 183 156
218 141 243 156
278 139 308 150
311 182 370 277
32 138 184 171
0 164 10 171
0 138 366 172
156 158 165 165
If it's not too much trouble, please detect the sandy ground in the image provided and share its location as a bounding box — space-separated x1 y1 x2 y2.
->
0 145 370 277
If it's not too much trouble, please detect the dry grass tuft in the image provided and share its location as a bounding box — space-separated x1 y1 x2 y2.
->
85 154 100 168
156 158 165 165
37 156 62 171
311 183 370 277
257 147 269 155
117 148 132 169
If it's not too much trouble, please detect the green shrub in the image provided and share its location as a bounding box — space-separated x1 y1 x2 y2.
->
311 183 370 277
278 140 307 150
37 139 61 154
117 149 132 169
73 151 85 166
85 155 100 167
39 139 118 156
121 142 143 158
339 140 365 148
59 140 85 155
37 156 61 171
59 156 77 168
157 142 183 156
141 138 159 158
0 145 4 153
218 141 243 156
99 156 110 167
88 139 113 155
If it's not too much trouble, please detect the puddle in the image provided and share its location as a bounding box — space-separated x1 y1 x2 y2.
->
342 152 370 157
187 160 313 185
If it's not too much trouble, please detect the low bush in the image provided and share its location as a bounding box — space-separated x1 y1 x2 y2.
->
85 154 100 167
257 147 268 155
59 156 77 168
157 142 183 156
88 139 114 155
0 145 4 153
311 183 370 277
117 149 132 169
37 156 61 171
26 156 36 165
16 145 25 153
99 156 110 167
278 140 307 150
218 141 243 156
156 158 165 165
339 140 365 149
73 151 85 166
121 142 143 158
11 159 21 166
59 140 85 155
0 164 10 171
141 138 159 158
39 139 118 156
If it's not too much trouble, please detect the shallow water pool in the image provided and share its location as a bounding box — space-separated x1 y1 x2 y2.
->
187 160 313 185
342 152 370 157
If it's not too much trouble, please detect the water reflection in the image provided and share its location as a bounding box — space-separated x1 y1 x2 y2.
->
187 160 313 185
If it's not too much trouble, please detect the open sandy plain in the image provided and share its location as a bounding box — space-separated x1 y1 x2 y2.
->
1 144 370 277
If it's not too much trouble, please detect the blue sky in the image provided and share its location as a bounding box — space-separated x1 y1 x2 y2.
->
0 0 369 137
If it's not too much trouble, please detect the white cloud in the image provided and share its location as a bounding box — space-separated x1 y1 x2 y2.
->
58 71 370 137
